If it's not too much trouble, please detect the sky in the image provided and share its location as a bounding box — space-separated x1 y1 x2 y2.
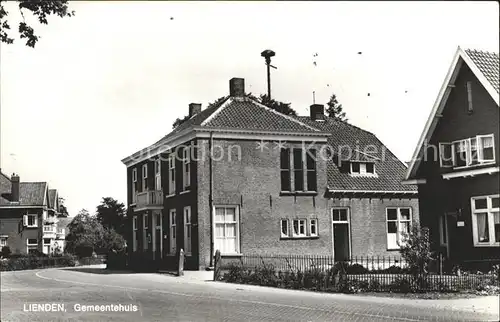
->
0 1 498 216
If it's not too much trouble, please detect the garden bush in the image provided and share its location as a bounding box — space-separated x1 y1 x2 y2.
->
0 254 77 271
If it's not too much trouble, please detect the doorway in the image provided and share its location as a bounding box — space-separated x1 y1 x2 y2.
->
152 211 162 260
332 208 351 262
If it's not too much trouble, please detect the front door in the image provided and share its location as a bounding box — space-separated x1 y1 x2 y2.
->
332 208 351 262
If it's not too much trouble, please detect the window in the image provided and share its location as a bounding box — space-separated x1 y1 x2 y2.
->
169 209 176 255
183 146 191 191
214 206 239 254
132 168 138 203
27 238 38 253
57 228 65 235
43 238 51 245
471 195 500 246
280 148 291 191
24 214 38 228
386 207 412 250
332 208 349 222
350 162 376 176
439 134 496 169
184 206 192 255
132 216 138 252
280 219 289 237
154 159 161 190
0 237 7 247
466 81 473 113
168 154 176 195
293 149 304 191
43 225 54 233
292 219 306 237
306 149 317 191
143 214 148 250
280 147 317 193
310 219 318 237
142 164 148 191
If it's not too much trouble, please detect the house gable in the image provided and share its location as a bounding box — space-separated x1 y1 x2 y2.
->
406 47 500 180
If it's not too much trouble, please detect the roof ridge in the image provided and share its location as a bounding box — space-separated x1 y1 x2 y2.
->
239 97 321 132
464 48 499 56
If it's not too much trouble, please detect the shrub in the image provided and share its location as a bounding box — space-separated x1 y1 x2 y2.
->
390 276 414 293
345 263 368 274
400 225 434 276
367 278 382 291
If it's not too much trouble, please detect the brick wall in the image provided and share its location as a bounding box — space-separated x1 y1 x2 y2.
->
0 208 43 254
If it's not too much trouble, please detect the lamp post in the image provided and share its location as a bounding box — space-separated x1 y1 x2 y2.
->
261 49 277 100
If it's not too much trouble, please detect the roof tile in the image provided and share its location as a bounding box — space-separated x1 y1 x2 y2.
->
464 49 499 93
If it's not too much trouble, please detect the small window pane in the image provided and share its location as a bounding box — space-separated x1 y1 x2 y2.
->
332 209 340 222
340 209 347 222
387 209 397 220
387 222 397 234
294 170 304 191
492 197 499 209
366 163 374 174
281 220 288 236
476 213 489 242
310 219 317 235
400 208 411 221
351 162 360 173
293 220 299 235
307 171 317 192
281 170 291 191
225 208 235 221
280 148 290 169
475 198 488 210
306 150 316 169
293 149 303 169
215 208 224 221
493 212 500 243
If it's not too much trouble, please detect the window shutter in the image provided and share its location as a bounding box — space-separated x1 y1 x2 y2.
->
23 214 28 227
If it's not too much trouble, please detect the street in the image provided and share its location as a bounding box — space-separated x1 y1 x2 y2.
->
1 266 499 322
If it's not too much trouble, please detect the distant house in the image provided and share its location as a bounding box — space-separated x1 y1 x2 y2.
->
0 172 68 255
121 77 418 271
405 47 499 262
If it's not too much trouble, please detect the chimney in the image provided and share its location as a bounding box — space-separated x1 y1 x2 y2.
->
189 103 202 117
310 104 325 121
11 173 20 202
229 78 245 97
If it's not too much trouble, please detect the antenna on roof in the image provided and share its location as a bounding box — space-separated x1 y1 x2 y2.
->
312 91 316 104
261 49 277 100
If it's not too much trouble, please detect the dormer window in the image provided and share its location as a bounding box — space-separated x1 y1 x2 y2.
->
350 162 376 176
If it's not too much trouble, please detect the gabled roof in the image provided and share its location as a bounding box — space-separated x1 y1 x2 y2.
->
405 46 500 180
297 117 417 192
122 94 327 166
0 170 50 207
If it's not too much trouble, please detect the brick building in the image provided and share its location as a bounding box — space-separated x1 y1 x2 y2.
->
0 172 67 255
121 78 418 271
405 47 499 262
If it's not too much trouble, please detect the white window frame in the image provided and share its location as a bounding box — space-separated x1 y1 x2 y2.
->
169 209 177 255
142 164 148 192
292 219 307 237
350 162 377 177
309 218 318 237
24 214 38 228
213 205 240 255
132 168 138 203
143 214 149 251
471 194 500 247
440 134 496 169
26 238 38 253
183 147 191 191
331 207 352 260
386 207 412 250
168 154 176 195
154 159 162 191
183 206 192 255
280 219 289 238
0 236 7 247
132 216 138 252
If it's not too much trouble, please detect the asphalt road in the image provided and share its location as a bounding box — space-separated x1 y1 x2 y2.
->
1 266 499 322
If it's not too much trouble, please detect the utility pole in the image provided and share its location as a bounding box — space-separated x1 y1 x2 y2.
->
261 49 277 100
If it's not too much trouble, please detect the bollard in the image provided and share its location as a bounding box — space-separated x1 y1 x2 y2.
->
213 250 221 281
178 249 184 276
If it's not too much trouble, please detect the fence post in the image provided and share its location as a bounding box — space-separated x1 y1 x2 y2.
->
213 250 221 281
178 249 184 276
439 253 443 276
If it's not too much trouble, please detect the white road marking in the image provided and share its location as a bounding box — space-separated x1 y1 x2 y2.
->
35 270 421 321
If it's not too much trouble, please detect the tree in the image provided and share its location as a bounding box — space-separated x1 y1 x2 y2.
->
65 209 126 257
65 209 105 257
257 94 297 116
325 93 347 121
95 197 126 235
0 0 74 48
